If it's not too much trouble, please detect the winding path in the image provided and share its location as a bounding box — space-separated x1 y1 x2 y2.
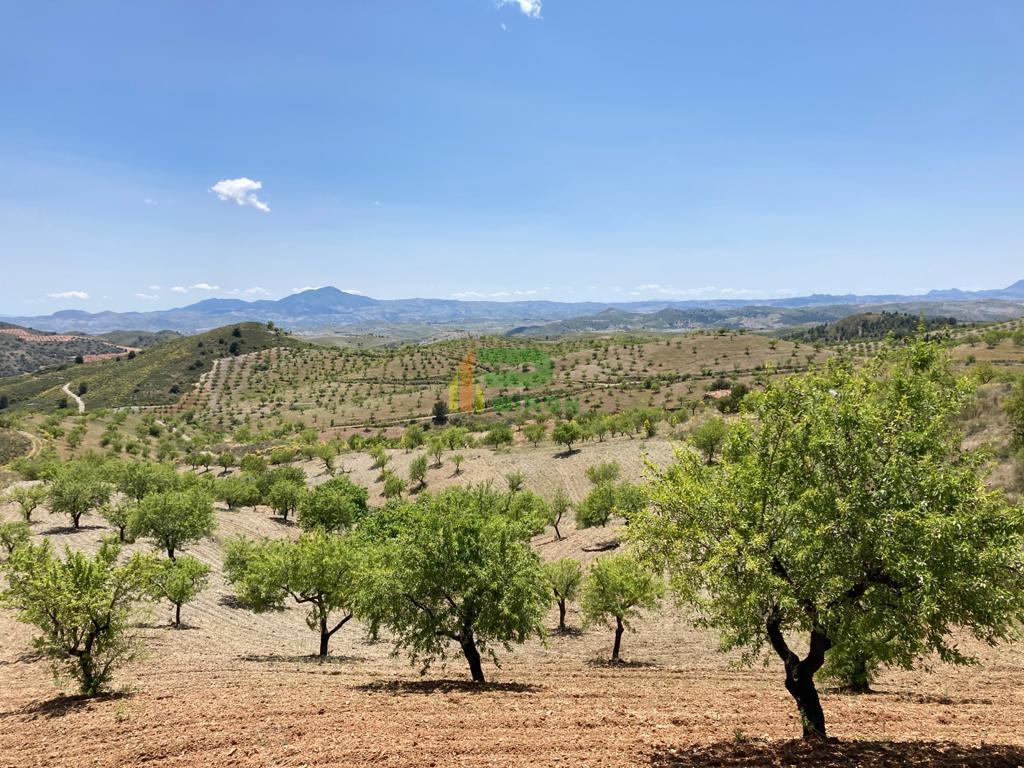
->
62 382 85 414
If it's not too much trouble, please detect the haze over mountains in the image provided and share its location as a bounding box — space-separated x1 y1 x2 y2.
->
4 280 1024 336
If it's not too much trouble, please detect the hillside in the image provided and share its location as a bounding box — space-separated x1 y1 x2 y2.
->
0 322 129 376
786 312 959 343
91 329 181 348
0 322 303 413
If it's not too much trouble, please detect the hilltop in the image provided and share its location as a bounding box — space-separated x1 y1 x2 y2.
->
0 322 301 412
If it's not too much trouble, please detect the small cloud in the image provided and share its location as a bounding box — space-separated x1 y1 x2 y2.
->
191 283 219 291
498 0 542 18
501 23 507 30
48 290 89 300
292 285 321 293
148 284 161 291
210 177 271 213
135 293 159 300
170 286 188 294
227 286 271 297
451 289 539 300
341 288 363 295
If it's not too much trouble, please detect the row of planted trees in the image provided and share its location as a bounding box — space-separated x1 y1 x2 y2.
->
2 339 1024 741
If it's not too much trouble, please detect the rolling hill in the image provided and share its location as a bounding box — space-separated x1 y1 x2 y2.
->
0 322 302 413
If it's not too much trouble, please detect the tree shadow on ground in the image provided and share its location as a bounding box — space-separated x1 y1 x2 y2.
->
649 739 1024 767
5 691 129 720
40 524 105 535
240 653 368 665
586 657 659 669
355 679 542 696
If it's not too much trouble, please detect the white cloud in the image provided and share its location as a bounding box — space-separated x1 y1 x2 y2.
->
48 290 89 300
191 283 219 291
171 286 188 294
292 285 321 293
630 283 800 299
341 288 363 295
209 177 271 213
499 0 542 18
148 284 161 291
135 293 159 300
227 286 271 297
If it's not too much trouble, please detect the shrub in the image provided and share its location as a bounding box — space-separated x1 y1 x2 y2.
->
543 558 583 632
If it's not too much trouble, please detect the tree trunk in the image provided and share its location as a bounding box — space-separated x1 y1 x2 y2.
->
842 654 873 694
174 603 182 628
558 600 567 632
767 615 830 739
167 547 176 561
612 616 624 662
72 512 82 529
319 628 330 658
461 633 485 683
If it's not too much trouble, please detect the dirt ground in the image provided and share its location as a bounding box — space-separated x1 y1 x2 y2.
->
2 441 1024 767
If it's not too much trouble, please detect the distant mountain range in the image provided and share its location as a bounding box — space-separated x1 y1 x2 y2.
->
3 280 1024 336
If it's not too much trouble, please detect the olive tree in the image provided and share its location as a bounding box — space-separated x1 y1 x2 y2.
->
543 558 582 632
224 530 359 657
581 553 662 662
1 538 154 696
147 555 210 627
355 485 550 682
632 341 1024 739
129 487 216 560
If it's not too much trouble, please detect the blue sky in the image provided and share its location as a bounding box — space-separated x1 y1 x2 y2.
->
2 1 1023 313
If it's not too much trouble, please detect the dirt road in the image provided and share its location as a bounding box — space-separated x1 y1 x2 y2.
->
61 382 85 413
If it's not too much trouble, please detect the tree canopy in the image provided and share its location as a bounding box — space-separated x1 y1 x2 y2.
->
632 340 1024 739
355 485 550 682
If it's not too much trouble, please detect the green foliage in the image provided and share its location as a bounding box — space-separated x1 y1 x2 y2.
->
585 461 620 486
216 475 261 510
115 461 178 502
451 453 465 474
632 341 1024 738
482 422 513 449
382 471 407 499
129 486 216 559
543 558 582 631
354 485 551 682
224 530 359 656
147 555 210 627
100 499 136 542
48 461 113 528
523 422 547 446
691 417 729 465
575 481 644 528
581 553 662 661
0 520 31 555
1005 376 1024 446
548 488 571 540
401 424 425 452
6 484 48 523
552 420 584 453
408 454 428 490
1 538 154 696
267 478 305 521
298 476 369 532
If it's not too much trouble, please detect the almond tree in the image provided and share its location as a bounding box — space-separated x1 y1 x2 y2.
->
633 341 1024 739
225 530 359 657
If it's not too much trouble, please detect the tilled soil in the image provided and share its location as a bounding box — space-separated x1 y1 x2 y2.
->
2 446 1024 767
